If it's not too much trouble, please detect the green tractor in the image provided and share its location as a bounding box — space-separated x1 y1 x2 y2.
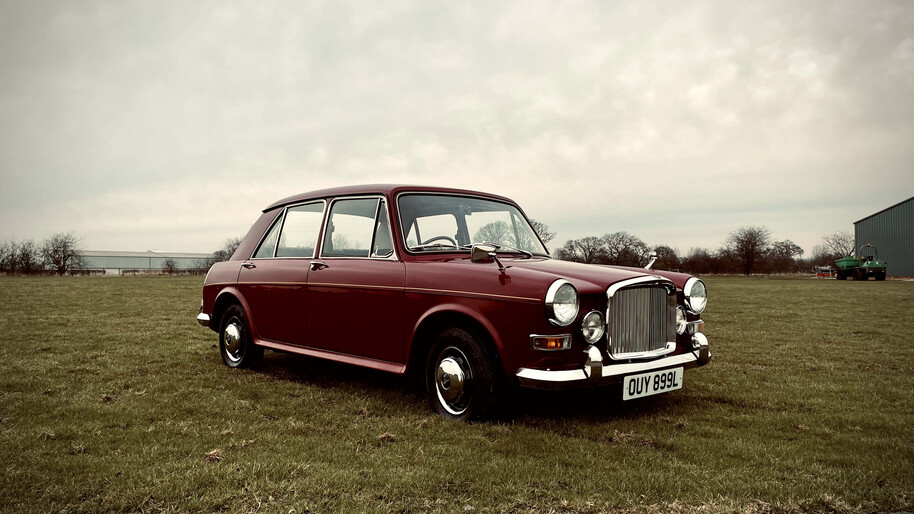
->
834 243 887 281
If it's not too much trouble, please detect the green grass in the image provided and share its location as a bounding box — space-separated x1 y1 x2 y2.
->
1 275 912 513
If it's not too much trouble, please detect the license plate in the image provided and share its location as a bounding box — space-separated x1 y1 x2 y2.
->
623 367 683 400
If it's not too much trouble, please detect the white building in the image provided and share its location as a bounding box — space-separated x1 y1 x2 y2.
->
80 250 212 274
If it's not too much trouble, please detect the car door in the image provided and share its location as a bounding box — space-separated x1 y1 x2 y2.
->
237 201 325 346
306 197 406 365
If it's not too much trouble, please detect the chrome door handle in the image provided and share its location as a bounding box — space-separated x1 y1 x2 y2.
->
310 261 329 271
241 262 256 269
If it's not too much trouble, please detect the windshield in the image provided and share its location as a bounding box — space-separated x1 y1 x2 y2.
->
398 194 549 255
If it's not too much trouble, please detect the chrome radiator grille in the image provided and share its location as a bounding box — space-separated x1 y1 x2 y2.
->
607 284 673 359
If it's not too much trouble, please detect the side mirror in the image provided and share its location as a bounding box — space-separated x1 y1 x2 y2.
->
471 244 504 271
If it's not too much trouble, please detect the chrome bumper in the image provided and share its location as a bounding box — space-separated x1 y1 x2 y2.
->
515 333 711 390
196 312 211 327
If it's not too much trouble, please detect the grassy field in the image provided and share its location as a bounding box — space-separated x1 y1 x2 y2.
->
1 275 912 513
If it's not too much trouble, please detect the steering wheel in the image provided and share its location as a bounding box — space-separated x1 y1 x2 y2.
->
420 235 457 246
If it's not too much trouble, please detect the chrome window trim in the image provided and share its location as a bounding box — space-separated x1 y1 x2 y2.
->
252 199 327 260
249 208 287 260
370 198 397 259
394 191 550 257
545 279 578 327
318 195 400 261
605 276 677 361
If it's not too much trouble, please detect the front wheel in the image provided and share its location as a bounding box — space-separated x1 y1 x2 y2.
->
426 328 498 421
219 305 263 368
876 272 886 281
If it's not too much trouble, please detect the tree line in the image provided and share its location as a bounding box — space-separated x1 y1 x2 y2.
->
549 225 856 275
0 233 85 275
2 224 857 277
0 233 245 275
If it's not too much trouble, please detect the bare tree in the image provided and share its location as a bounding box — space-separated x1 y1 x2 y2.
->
601 231 649 266
17 239 43 275
726 226 771 275
41 232 84 276
162 258 178 274
556 236 605 263
767 239 804 273
810 244 836 267
0 240 16 274
650 245 681 271
474 221 515 246
196 236 245 271
221 236 243 259
822 230 855 258
529 219 555 245
681 247 713 275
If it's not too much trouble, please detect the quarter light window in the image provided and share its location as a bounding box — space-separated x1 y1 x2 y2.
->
276 202 324 258
372 200 395 258
252 213 282 258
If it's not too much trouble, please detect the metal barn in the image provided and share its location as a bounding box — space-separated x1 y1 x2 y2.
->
854 196 914 277
80 250 212 275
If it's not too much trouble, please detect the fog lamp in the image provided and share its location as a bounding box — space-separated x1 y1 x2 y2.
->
581 311 605 343
676 306 688 335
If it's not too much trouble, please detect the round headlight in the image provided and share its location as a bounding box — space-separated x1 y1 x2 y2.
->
683 278 707 314
545 279 579 327
581 311 605 343
675 305 687 335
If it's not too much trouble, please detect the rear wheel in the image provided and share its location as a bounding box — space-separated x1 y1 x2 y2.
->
219 305 263 368
853 269 866 281
836 270 846 280
426 327 498 421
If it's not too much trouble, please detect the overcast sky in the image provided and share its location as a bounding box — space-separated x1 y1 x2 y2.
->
1 0 912 256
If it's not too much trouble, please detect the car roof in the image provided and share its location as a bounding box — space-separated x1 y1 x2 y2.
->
263 184 515 212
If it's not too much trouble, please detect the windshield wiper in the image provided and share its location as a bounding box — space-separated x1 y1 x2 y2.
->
459 242 533 259
411 243 459 251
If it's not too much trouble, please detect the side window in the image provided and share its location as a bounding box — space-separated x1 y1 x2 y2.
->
372 200 394 258
322 198 378 258
252 213 283 259
276 202 324 258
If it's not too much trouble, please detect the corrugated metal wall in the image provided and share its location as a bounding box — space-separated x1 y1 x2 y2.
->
81 256 204 272
855 197 914 277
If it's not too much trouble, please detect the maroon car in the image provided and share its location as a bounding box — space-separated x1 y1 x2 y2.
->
197 185 710 420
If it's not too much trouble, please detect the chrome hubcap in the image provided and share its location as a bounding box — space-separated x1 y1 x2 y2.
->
223 321 243 362
436 357 465 404
435 347 472 416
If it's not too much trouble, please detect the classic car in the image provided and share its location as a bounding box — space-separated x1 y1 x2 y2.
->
196 185 710 420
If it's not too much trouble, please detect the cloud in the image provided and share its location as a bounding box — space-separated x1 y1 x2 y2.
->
1 0 912 255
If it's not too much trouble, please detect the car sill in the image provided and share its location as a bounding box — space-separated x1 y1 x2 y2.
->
255 339 406 374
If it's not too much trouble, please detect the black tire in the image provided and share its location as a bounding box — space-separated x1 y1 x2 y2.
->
219 304 263 368
426 327 499 421
876 272 886 281
853 269 866 281
836 270 846 280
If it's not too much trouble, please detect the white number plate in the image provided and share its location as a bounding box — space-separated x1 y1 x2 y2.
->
623 367 683 401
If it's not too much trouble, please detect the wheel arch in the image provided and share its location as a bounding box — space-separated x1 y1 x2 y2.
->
406 305 504 379
213 288 256 336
